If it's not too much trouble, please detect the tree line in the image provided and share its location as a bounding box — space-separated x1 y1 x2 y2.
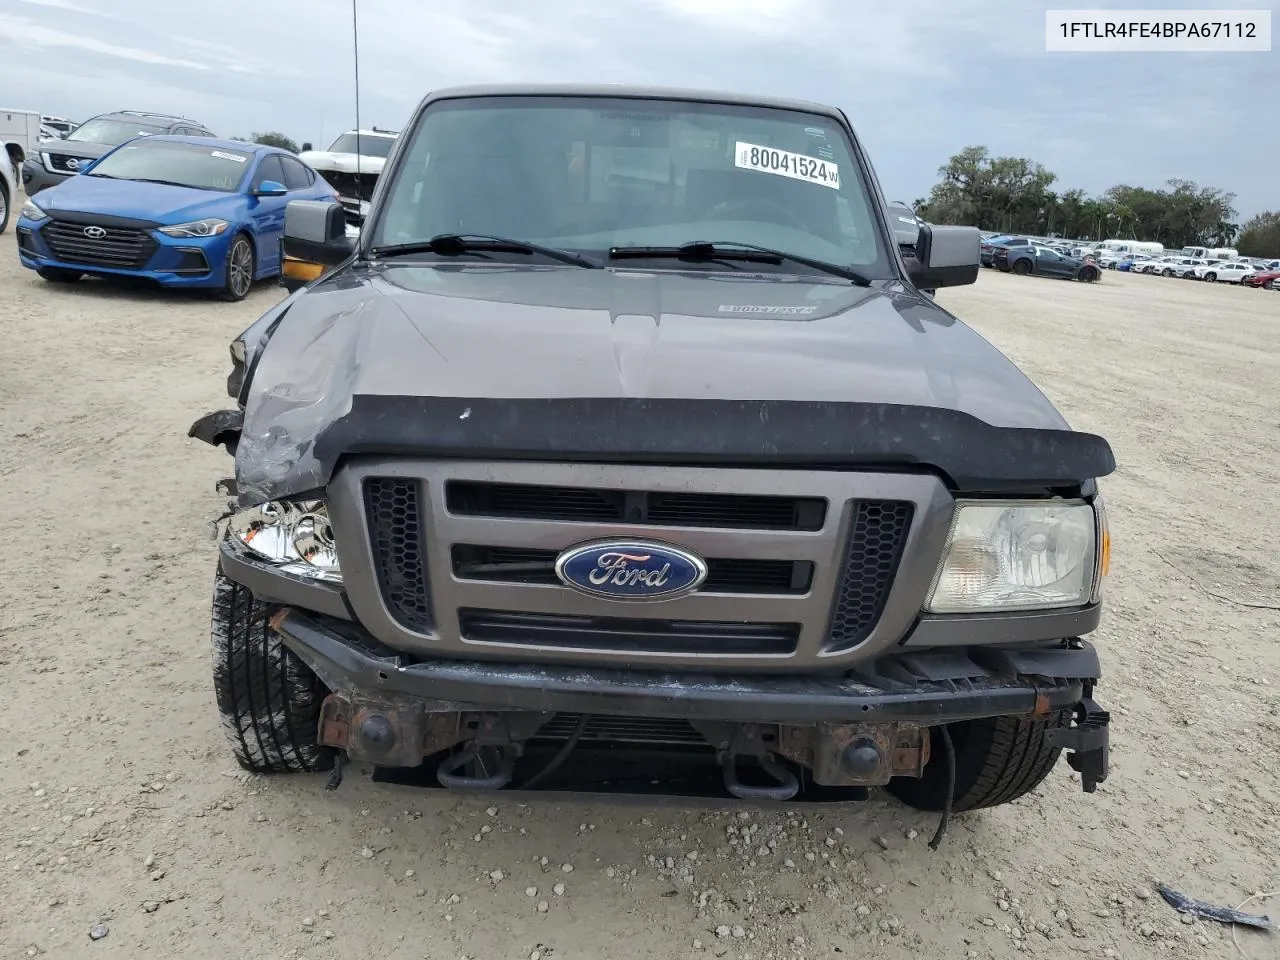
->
912 145 1270 253
230 131 302 153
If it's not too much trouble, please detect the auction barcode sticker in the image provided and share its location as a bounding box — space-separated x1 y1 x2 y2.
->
734 142 839 190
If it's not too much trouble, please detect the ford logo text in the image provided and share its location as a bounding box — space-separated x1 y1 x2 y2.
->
554 539 707 601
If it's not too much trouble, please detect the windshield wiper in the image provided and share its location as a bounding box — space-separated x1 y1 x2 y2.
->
608 241 871 286
125 178 195 188
370 234 600 268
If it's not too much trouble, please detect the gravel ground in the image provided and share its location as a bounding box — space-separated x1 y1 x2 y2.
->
1 234 1277 960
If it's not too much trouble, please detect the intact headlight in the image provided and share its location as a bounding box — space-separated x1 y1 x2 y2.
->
20 198 47 222
228 499 341 582
159 218 229 238
925 500 1098 613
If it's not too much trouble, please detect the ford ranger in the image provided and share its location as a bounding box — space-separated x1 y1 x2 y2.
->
190 84 1114 825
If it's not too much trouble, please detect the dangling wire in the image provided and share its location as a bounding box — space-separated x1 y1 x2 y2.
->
517 714 590 790
928 725 956 850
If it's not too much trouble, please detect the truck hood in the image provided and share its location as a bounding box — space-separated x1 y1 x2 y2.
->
234 264 1113 503
296 151 386 174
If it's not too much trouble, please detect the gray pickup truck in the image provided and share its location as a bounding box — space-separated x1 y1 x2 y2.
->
190 84 1113 822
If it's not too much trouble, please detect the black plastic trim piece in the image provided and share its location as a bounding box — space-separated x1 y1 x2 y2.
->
43 208 163 229
903 603 1101 647
188 408 243 452
313 396 1115 495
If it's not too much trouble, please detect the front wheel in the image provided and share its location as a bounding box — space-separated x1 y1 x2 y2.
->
1080 266 1099 282
887 711 1070 813
0 182 9 234
210 571 332 774
218 234 256 302
1161 268 1174 277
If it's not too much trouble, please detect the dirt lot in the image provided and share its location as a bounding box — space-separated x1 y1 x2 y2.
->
1 235 1277 960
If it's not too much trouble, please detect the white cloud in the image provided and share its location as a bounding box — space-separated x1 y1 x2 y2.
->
0 15 210 69
0 0 1273 218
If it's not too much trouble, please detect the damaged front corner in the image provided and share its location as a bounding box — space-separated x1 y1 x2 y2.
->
233 296 377 506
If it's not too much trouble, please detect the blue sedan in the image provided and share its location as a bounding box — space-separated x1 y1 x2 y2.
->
15 135 338 300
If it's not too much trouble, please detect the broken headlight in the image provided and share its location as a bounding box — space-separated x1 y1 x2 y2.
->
924 500 1098 613
227 499 341 582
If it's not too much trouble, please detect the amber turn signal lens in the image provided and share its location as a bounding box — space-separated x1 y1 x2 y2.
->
282 257 325 282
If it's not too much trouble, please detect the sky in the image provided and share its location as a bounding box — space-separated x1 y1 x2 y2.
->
1 0 1275 222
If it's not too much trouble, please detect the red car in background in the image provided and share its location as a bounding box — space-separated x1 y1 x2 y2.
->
1243 270 1280 289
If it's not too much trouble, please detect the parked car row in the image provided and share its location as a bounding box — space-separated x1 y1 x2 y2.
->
1115 253 1279 287
14 125 344 300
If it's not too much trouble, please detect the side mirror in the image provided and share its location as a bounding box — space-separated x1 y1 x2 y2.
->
280 199 353 290
908 225 981 289
301 142 313 152
255 179 287 197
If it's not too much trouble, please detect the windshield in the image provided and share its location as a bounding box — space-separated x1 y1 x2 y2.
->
90 140 251 191
71 117 168 146
327 133 396 158
369 96 892 275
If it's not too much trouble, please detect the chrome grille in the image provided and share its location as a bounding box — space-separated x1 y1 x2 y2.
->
46 153 87 173
334 461 948 671
41 220 157 269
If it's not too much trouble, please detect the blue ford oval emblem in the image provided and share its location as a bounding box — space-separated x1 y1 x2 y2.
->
554 539 708 601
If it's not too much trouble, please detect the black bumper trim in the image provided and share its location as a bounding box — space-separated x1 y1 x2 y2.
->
270 608 1101 726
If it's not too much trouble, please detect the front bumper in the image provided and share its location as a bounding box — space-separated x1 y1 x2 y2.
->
17 216 232 288
267 602 1110 796
20 159 69 195
272 603 1102 725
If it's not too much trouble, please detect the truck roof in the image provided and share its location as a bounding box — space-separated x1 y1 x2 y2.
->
414 83 846 120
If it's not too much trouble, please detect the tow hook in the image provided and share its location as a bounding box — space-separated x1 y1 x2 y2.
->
721 752 800 801
436 743 517 791
719 727 800 801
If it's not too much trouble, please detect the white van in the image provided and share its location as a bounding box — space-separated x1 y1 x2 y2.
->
1101 239 1163 256
1 107 42 179
1182 246 1240 260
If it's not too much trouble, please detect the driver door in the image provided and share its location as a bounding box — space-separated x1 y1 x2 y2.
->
248 154 289 272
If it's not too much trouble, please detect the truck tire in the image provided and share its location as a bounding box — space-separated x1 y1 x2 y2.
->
0 181 9 234
887 711 1070 813
210 570 332 774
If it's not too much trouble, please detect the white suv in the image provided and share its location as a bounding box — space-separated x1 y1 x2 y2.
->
1197 261 1257 283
